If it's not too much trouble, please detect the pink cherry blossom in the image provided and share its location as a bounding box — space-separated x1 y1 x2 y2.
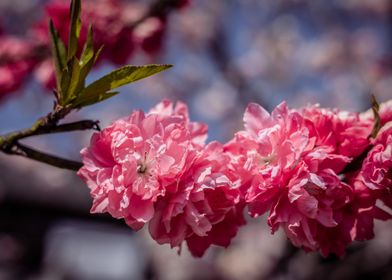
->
361 99 392 126
231 102 372 256
348 174 392 240
300 105 373 158
148 141 245 257
32 0 136 64
79 100 244 256
78 100 204 230
0 36 38 100
149 99 208 147
34 59 56 91
361 123 392 209
78 97 392 257
30 0 189 91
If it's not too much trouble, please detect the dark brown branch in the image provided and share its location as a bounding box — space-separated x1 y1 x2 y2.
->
9 142 83 171
341 145 373 175
0 104 98 171
2 120 100 141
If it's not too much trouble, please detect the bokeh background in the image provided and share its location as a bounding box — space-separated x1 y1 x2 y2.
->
0 0 392 279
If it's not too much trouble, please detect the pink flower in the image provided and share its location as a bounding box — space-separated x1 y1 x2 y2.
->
148 142 245 257
361 99 392 126
34 59 56 91
224 133 260 197
78 100 204 230
348 175 392 241
79 100 244 256
300 105 373 158
32 0 136 63
174 0 191 9
361 123 392 208
0 36 38 100
148 99 208 147
31 0 137 90
134 17 166 55
232 102 369 256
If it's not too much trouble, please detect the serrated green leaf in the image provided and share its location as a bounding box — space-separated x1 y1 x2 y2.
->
67 0 82 61
71 64 172 108
371 94 381 138
49 20 67 95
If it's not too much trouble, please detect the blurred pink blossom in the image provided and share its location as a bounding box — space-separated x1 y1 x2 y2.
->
0 36 38 100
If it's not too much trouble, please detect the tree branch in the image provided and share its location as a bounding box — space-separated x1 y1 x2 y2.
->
5 142 82 171
0 105 98 171
2 120 100 142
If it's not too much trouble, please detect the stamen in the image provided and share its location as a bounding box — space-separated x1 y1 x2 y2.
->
137 163 147 174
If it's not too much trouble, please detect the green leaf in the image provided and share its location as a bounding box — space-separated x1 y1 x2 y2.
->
71 64 172 108
371 94 381 138
93 45 104 64
63 58 82 104
80 25 94 67
67 0 82 61
82 64 171 95
49 20 67 94
59 68 71 105
73 91 120 108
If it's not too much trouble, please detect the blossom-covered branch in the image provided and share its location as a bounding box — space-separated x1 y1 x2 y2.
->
78 97 392 257
1 0 391 262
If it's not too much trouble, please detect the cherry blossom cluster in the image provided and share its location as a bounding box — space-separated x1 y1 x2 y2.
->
0 0 189 100
78 100 245 257
78 99 392 257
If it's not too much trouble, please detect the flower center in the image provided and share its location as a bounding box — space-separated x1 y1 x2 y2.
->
137 163 148 174
258 153 276 166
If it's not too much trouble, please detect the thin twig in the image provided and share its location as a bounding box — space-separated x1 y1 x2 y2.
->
2 120 100 141
7 142 83 171
0 104 98 171
341 145 372 175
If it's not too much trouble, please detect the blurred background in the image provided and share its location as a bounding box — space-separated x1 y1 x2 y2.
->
0 0 392 279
